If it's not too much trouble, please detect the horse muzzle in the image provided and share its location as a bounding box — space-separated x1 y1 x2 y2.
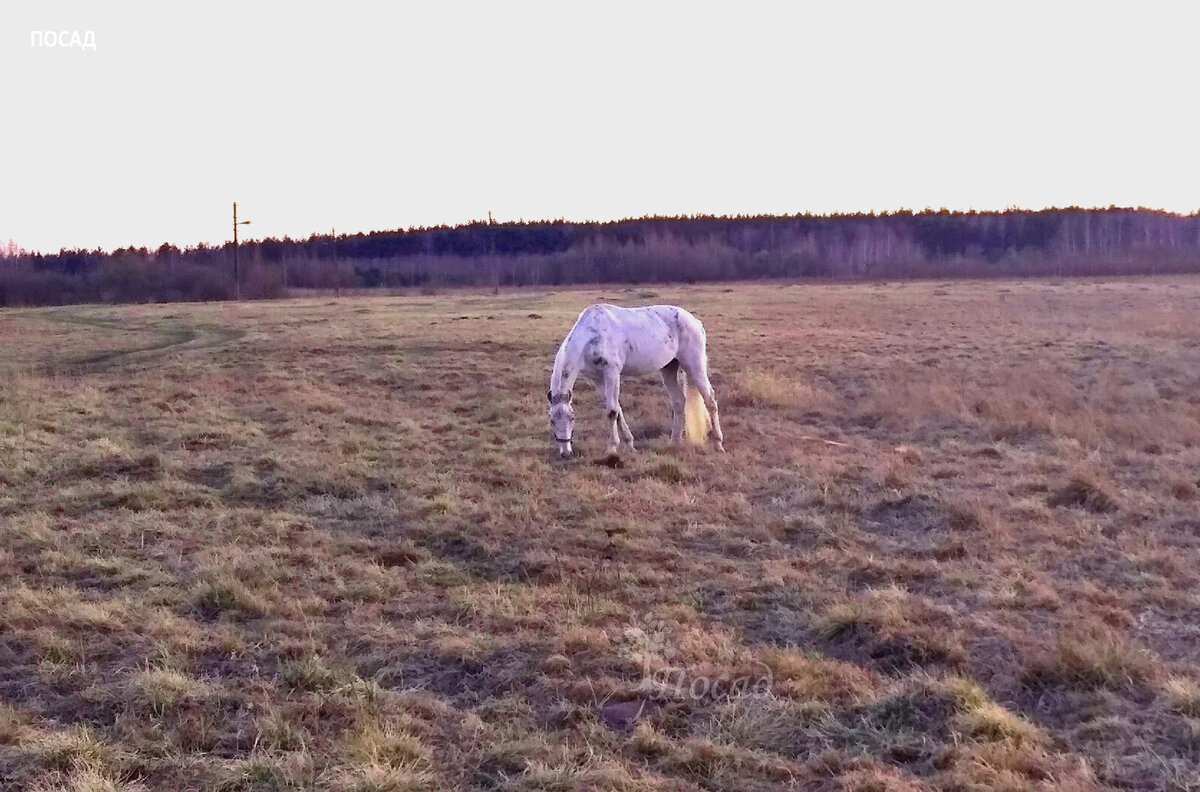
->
556 438 573 457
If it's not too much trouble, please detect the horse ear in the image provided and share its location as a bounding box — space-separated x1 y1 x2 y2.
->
566 390 573 404
547 389 553 403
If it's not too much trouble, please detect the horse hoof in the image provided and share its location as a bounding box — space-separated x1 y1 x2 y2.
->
714 442 726 453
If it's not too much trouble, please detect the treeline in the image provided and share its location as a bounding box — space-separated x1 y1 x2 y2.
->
3 207 1199 306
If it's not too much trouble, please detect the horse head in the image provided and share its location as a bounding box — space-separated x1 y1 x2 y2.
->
547 389 574 457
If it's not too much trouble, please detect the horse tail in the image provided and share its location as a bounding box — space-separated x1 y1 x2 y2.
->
683 373 711 445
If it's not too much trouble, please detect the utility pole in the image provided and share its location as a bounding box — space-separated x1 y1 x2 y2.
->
232 202 251 300
332 227 339 298
488 210 498 294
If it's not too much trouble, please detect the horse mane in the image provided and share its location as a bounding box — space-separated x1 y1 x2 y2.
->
548 330 576 397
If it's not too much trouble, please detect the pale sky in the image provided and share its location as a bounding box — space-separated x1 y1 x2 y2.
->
3 1 1198 253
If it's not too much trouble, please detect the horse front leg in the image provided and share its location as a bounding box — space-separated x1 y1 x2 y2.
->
617 411 636 452
601 366 623 456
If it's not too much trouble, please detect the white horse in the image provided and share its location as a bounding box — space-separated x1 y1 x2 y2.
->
547 304 725 458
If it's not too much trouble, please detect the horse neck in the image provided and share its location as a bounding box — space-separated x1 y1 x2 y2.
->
550 330 584 395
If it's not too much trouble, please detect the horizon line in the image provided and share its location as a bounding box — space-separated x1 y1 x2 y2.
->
12 203 1200 256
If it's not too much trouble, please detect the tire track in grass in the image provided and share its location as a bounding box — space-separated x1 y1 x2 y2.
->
28 308 245 374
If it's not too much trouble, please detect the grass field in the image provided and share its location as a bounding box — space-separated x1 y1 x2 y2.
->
2 278 1200 791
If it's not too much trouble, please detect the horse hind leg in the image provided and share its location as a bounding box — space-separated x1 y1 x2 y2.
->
694 375 725 452
678 350 725 452
661 360 685 444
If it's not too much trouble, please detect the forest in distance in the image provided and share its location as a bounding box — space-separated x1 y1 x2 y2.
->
2 206 1199 306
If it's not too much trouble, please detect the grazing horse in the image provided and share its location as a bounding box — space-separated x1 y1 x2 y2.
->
547 304 725 458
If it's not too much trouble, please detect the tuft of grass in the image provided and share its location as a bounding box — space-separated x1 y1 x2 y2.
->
1047 470 1120 513
759 647 877 704
33 763 147 792
30 724 115 774
560 625 611 653
329 762 438 792
1026 623 1158 689
413 559 470 589
1163 675 1200 716
819 586 907 640
646 459 689 484
421 493 458 516
1 510 55 547
256 707 308 752
631 721 671 756
192 573 268 619
220 754 315 792
0 701 28 744
73 437 162 481
953 699 1047 745
34 627 78 666
129 666 212 712
818 587 968 670
279 654 365 696
940 675 991 710
943 739 1080 792
735 370 831 409
344 721 429 771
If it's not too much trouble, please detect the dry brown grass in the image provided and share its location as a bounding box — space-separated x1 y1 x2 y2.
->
733 370 834 411
1163 675 1200 716
1026 620 1160 690
2 277 1200 790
